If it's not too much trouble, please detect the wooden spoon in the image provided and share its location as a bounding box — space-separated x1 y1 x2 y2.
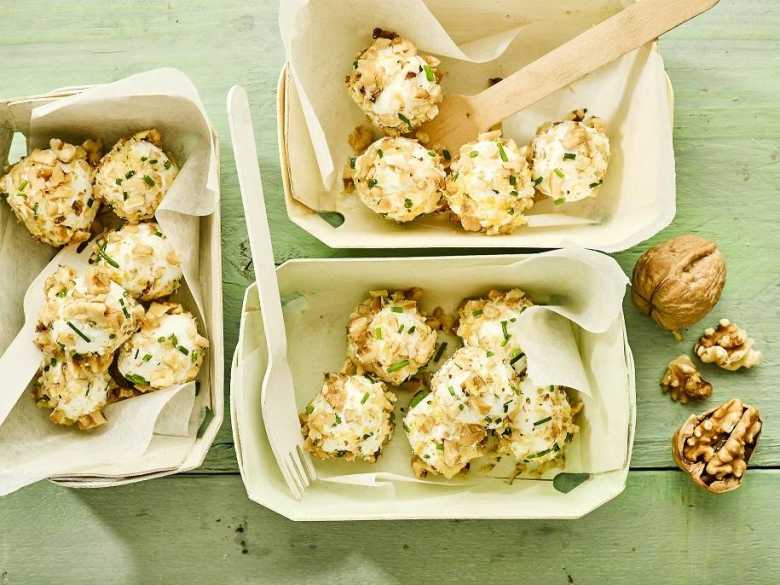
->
420 0 719 154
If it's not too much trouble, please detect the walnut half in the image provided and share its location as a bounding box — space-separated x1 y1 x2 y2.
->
694 319 762 371
660 354 712 403
672 399 762 494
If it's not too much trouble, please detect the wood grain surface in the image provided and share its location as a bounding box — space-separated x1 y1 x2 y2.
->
1 0 778 583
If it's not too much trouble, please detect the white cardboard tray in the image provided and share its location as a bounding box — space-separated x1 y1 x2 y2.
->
231 253 636 520
0 72 224 489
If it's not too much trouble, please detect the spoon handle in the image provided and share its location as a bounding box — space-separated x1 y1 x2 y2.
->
0 326 39 426
473 0 719 129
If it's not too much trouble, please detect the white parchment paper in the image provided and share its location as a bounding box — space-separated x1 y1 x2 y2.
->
0 69 217 494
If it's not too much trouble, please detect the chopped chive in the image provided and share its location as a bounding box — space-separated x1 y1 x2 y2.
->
501 320 510 341
448 385 456 397
115 177 123 186
333 413 342 425
589 180 603 188
387 359 409 373
510 351 525 365
407 325 416 335
533 176 543 186
534 416 552 426
377 149 383 158
509 175 516 186
469 151 479 158
158 336 167 343
119 297 130 319
436 442 444 451
472 309 483 317
125 170 136 179
305 404 314 415
125 373 148 386
349 157 356 169
398 324 405 333
191 350 199 363
391 306 404 313
554 168 565 178
374 327 383 340
367 178 378 188
410 389 430 408
563 153 576 160
142 353 153 362
87 198 94 208
510 190 518 196
566 432 574 443
143 175 155 187
451 172 459 182
141 156 148 162
32 202 39 216
361 392 370 404
528 448 553 459
554 198 565 205
423 64 435 82
67 321 91 343
398 112 412 127
442 149 451 161
486 351 494 358
164 160 172 170
496 142 508 162
177 346 190 355
433 341 447 362
427 150 436 157
169 334 179 347
18 180 28 191
149 159 158 164
404 198 412 209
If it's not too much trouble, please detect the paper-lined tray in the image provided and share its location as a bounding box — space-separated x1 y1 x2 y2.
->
231 250 636 520
0 69 224 493
277 0 676 251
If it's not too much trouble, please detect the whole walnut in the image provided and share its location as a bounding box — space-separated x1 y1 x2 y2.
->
632 235 726 335
672 399 762 494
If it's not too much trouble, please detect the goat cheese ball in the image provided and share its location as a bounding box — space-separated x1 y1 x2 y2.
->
32 355 113 431
300 373 397 462
91 222 183 301
445 131 535 235
94 129 179 222
404 386 487 479
1 138 100 247
35 266 143 360
346 289 437 385
117 302 208 390
346 30 443 135
353 137 445 222
531 109 610 203
457 289 534 364
498 379 580 467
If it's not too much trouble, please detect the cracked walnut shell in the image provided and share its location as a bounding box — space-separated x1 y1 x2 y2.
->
660 355 712 403
632 235 725 333
695 319 762 371
673 399 762 493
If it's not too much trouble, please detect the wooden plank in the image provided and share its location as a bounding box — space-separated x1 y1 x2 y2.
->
0 0 777 476
1 471 778 584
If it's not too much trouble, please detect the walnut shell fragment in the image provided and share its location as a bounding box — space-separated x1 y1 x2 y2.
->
672 399 762 494
632 235 726 334
660 354 712 403
695 318 762 371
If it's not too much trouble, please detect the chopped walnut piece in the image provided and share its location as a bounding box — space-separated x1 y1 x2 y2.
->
348 124 376 154
694 319 762 371
673 399 762 493
660 354 712 403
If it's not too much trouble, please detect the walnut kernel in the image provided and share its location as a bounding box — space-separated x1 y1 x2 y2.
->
694 319 762 371
672 399 762 493
660 354 712 403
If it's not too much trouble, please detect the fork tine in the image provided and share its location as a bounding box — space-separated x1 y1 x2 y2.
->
288 450 310 488
284 457 306 497
275 450 303 500
298 445 317 480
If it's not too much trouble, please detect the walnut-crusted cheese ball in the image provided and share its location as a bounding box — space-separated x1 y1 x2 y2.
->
94 129 179 222
1 138 100 247
91 222 183 301
117 302 208 390
456 289 534 364
403 387 487 479
429 346 521 432
345 30 443 135
32 355 113 431
531 110 610 204
300 373 396 462
35 266 143 359
498 379 580 467
445 131 535 235
353 137 445 222
346 289 437 385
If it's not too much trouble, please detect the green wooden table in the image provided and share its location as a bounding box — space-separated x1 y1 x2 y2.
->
2 1 779 583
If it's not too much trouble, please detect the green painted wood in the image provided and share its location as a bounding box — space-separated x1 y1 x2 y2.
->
0 1 779 581
1 471 779 584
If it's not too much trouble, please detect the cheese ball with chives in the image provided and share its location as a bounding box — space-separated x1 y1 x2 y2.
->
0 138 100 247
94 129 179 222
32 354 113 431
403 385 487 479
346 30 443 135
90 222 183 301
445 131 535 235
346 289 437 386
300 373 396 463
353 136 445 222
498 379 580 467
117 302 208 390
531 109 610 203
456 288 534 365
35 266 144 361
